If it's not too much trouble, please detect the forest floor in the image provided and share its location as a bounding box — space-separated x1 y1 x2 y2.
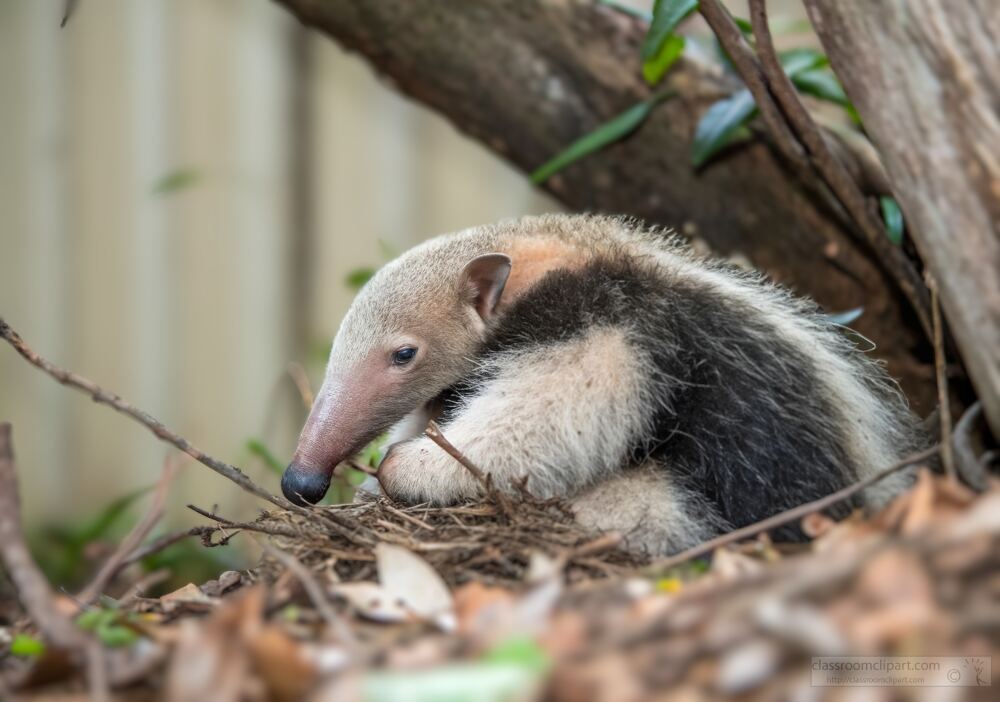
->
2 465 998 701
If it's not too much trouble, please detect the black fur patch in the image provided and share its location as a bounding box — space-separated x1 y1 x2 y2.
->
441 257 859 540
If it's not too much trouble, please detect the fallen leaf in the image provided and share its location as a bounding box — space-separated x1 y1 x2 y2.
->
376 543 456 631
331 581 412 624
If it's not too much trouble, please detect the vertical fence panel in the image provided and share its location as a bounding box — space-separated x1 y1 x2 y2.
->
1 0 558 524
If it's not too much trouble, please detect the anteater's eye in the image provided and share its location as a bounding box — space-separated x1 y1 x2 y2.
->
392 346 418 366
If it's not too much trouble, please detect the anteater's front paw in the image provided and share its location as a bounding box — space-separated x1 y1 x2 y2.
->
376 437 478 505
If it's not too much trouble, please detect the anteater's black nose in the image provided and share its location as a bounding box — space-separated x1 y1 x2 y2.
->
281 462 331 505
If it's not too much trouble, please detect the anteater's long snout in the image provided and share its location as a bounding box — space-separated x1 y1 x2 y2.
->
281 378 371 505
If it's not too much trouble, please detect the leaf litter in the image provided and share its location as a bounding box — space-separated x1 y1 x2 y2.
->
2 471 999 700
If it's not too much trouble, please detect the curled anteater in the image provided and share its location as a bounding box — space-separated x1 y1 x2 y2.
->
282 215 925 555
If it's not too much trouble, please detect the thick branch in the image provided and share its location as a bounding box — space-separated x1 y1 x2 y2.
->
743 0 932 339
804 0 1000 436
273 0 935 409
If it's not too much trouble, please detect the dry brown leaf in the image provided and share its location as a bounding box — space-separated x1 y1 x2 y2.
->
246 625 319 701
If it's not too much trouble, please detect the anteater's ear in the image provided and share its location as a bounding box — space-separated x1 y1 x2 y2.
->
460 253 512 321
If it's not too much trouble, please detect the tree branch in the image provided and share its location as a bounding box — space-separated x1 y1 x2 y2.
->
803 0 1000 436
740 0 932 339
0 318 293 511
272 0 935 410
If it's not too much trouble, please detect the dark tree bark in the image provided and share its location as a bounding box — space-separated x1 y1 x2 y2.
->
805 0 1000 436
274 0 935 410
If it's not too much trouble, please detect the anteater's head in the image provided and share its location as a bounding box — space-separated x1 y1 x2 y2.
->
280 241 511 505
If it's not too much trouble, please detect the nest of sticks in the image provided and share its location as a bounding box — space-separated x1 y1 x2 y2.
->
246 493 649 588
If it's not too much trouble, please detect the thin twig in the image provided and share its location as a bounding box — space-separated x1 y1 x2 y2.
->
424 420 514 518
928 276 956 482
77 456 180 606
187 503 239 525
121 526 219 568
383 503 434 531
744 0 932 339
0 423 89 651
645 444 940 573
0 317 293 511
253 537 357 646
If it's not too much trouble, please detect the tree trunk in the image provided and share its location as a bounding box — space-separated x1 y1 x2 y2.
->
804 0 1000 436
274 0 935 411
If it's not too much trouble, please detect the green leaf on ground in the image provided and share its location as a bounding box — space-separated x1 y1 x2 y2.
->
10 634 46 658
482 636 550 674
880 196 904 245
692 88 757 167
532 92 674 184
641 0 698 62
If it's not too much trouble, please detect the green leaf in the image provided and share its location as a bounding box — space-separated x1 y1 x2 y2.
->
731 16 753 35
481 636 549 674
824 307 865 326
151 168 201 196
641 0 698 61
643 34 686 85
791 67 848 105
778 48 828 79
96 622 139 647
345 267 376 291
246 438 286 475
357 434 388 468
879 196 904 245
532 92 673 184
692 89 757 167
10 634 46 658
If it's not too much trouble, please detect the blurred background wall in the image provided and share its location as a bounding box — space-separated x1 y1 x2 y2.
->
0 0 557 527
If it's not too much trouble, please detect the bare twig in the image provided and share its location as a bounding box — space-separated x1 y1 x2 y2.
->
253 538 357 646
928 276 956 482
121 526 219 568
0 317 292 511
744 0 932 339
0 423 89 651
187 503 239 526
424 420 514 518
645 445 940 573
77 456 181 606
